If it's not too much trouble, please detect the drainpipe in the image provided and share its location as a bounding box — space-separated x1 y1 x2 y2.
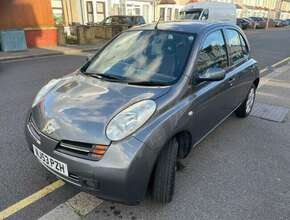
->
60 0 66 25
69 0 73 25
80 0 84 24
153 0 156 21
266 8 270 29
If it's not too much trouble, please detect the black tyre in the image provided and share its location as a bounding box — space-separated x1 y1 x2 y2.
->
152 138 178 204
235 84 256 118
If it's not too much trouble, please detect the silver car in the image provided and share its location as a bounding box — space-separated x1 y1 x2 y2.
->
25 21 259 204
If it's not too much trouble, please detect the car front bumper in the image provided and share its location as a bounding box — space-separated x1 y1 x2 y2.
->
25 116 156 205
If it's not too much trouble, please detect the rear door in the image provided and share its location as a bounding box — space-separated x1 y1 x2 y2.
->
223 28 255 109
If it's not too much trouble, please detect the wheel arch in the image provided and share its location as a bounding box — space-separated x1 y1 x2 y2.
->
253 77 260 89
146 130 193 193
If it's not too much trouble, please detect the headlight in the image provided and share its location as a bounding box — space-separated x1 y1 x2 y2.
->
32 79 62 107
106 100 156 141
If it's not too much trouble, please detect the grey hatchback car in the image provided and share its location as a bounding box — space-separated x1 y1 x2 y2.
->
25 21 259 205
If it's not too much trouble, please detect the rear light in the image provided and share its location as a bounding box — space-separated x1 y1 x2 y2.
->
90 145 109 159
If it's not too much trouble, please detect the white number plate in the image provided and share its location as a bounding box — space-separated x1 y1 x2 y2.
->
33 145 69 177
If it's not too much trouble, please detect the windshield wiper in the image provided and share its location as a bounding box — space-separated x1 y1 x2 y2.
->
128 81 170 86
84 72 128 82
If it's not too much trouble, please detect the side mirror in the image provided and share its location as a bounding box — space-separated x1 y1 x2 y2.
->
197 67 226 82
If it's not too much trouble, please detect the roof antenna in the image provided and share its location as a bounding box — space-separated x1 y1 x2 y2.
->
154 17 161 30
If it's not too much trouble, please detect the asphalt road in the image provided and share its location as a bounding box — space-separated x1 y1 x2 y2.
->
0 28 290 220
0 55 86 220
246 28 290 69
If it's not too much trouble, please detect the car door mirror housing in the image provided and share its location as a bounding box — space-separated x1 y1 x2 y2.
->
197 67 226 82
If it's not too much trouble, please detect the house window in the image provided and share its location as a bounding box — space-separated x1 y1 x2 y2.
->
175 9 179 19
127 4 141 16
134 6 141 15
96 1 105 22
143 5 149 22
167 8 172 21
160 8 165 20
113 4 121 15
86 1 94 23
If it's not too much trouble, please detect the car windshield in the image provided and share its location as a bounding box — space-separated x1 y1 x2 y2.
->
84 30 195 85
179 10 202 20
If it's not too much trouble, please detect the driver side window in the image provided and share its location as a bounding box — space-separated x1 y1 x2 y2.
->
196 30 228 75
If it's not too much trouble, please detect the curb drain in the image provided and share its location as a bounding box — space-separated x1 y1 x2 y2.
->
250 102 289 122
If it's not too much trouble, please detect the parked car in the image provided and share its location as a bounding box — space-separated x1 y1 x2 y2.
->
249 16 266 28
282 20 289 26
180 2 236 24
274 19 289 27
26 22 259 204
101 15 145 27
243 17 255 28
237 18 251 29
286 19 290 25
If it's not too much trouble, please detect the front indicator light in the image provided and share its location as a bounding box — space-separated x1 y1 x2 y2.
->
90 145 109 159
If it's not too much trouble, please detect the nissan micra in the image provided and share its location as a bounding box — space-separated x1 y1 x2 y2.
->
25 21 259 204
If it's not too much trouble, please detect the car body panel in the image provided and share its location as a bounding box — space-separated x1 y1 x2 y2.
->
31 74 170 145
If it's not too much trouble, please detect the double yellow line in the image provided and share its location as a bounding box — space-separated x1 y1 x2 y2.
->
0 180 65 219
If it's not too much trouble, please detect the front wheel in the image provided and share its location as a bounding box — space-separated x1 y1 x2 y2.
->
235 84 256 118
152 138 178 204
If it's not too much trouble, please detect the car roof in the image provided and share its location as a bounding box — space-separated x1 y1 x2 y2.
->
131 21 236 34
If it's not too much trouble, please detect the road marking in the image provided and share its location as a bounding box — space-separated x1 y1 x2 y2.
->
259 56 290 76
272 57 290 68
260 67 268 74
0 180 65 220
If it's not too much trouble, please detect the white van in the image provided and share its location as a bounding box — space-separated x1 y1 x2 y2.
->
179 2 236 24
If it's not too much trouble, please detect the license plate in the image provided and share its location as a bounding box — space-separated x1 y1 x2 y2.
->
33 145 68 177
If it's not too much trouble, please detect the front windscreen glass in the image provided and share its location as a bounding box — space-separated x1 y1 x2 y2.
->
84 30 195 85
179 9 203 20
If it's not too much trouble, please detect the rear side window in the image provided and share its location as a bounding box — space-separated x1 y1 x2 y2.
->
196 30 228 74
225 29 249 65
239 34 249 56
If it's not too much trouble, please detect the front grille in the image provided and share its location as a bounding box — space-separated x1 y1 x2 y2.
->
56 140 109 161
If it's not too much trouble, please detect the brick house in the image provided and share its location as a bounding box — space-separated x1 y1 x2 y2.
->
0 0 57 47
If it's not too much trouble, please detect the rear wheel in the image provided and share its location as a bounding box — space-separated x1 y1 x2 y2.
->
235 84 256 118
152 138 178 204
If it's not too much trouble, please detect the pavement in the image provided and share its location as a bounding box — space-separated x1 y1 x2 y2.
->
0 28 290 220
0 39 107 62
0 48 63 62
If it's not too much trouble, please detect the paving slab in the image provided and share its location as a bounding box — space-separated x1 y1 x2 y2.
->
39 203 80 220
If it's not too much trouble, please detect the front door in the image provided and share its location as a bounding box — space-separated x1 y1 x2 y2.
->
189 30 232 142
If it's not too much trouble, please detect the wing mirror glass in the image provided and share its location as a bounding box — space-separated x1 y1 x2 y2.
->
197 67 226 82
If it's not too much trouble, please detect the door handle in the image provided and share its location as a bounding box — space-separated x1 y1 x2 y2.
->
228 77 236 86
